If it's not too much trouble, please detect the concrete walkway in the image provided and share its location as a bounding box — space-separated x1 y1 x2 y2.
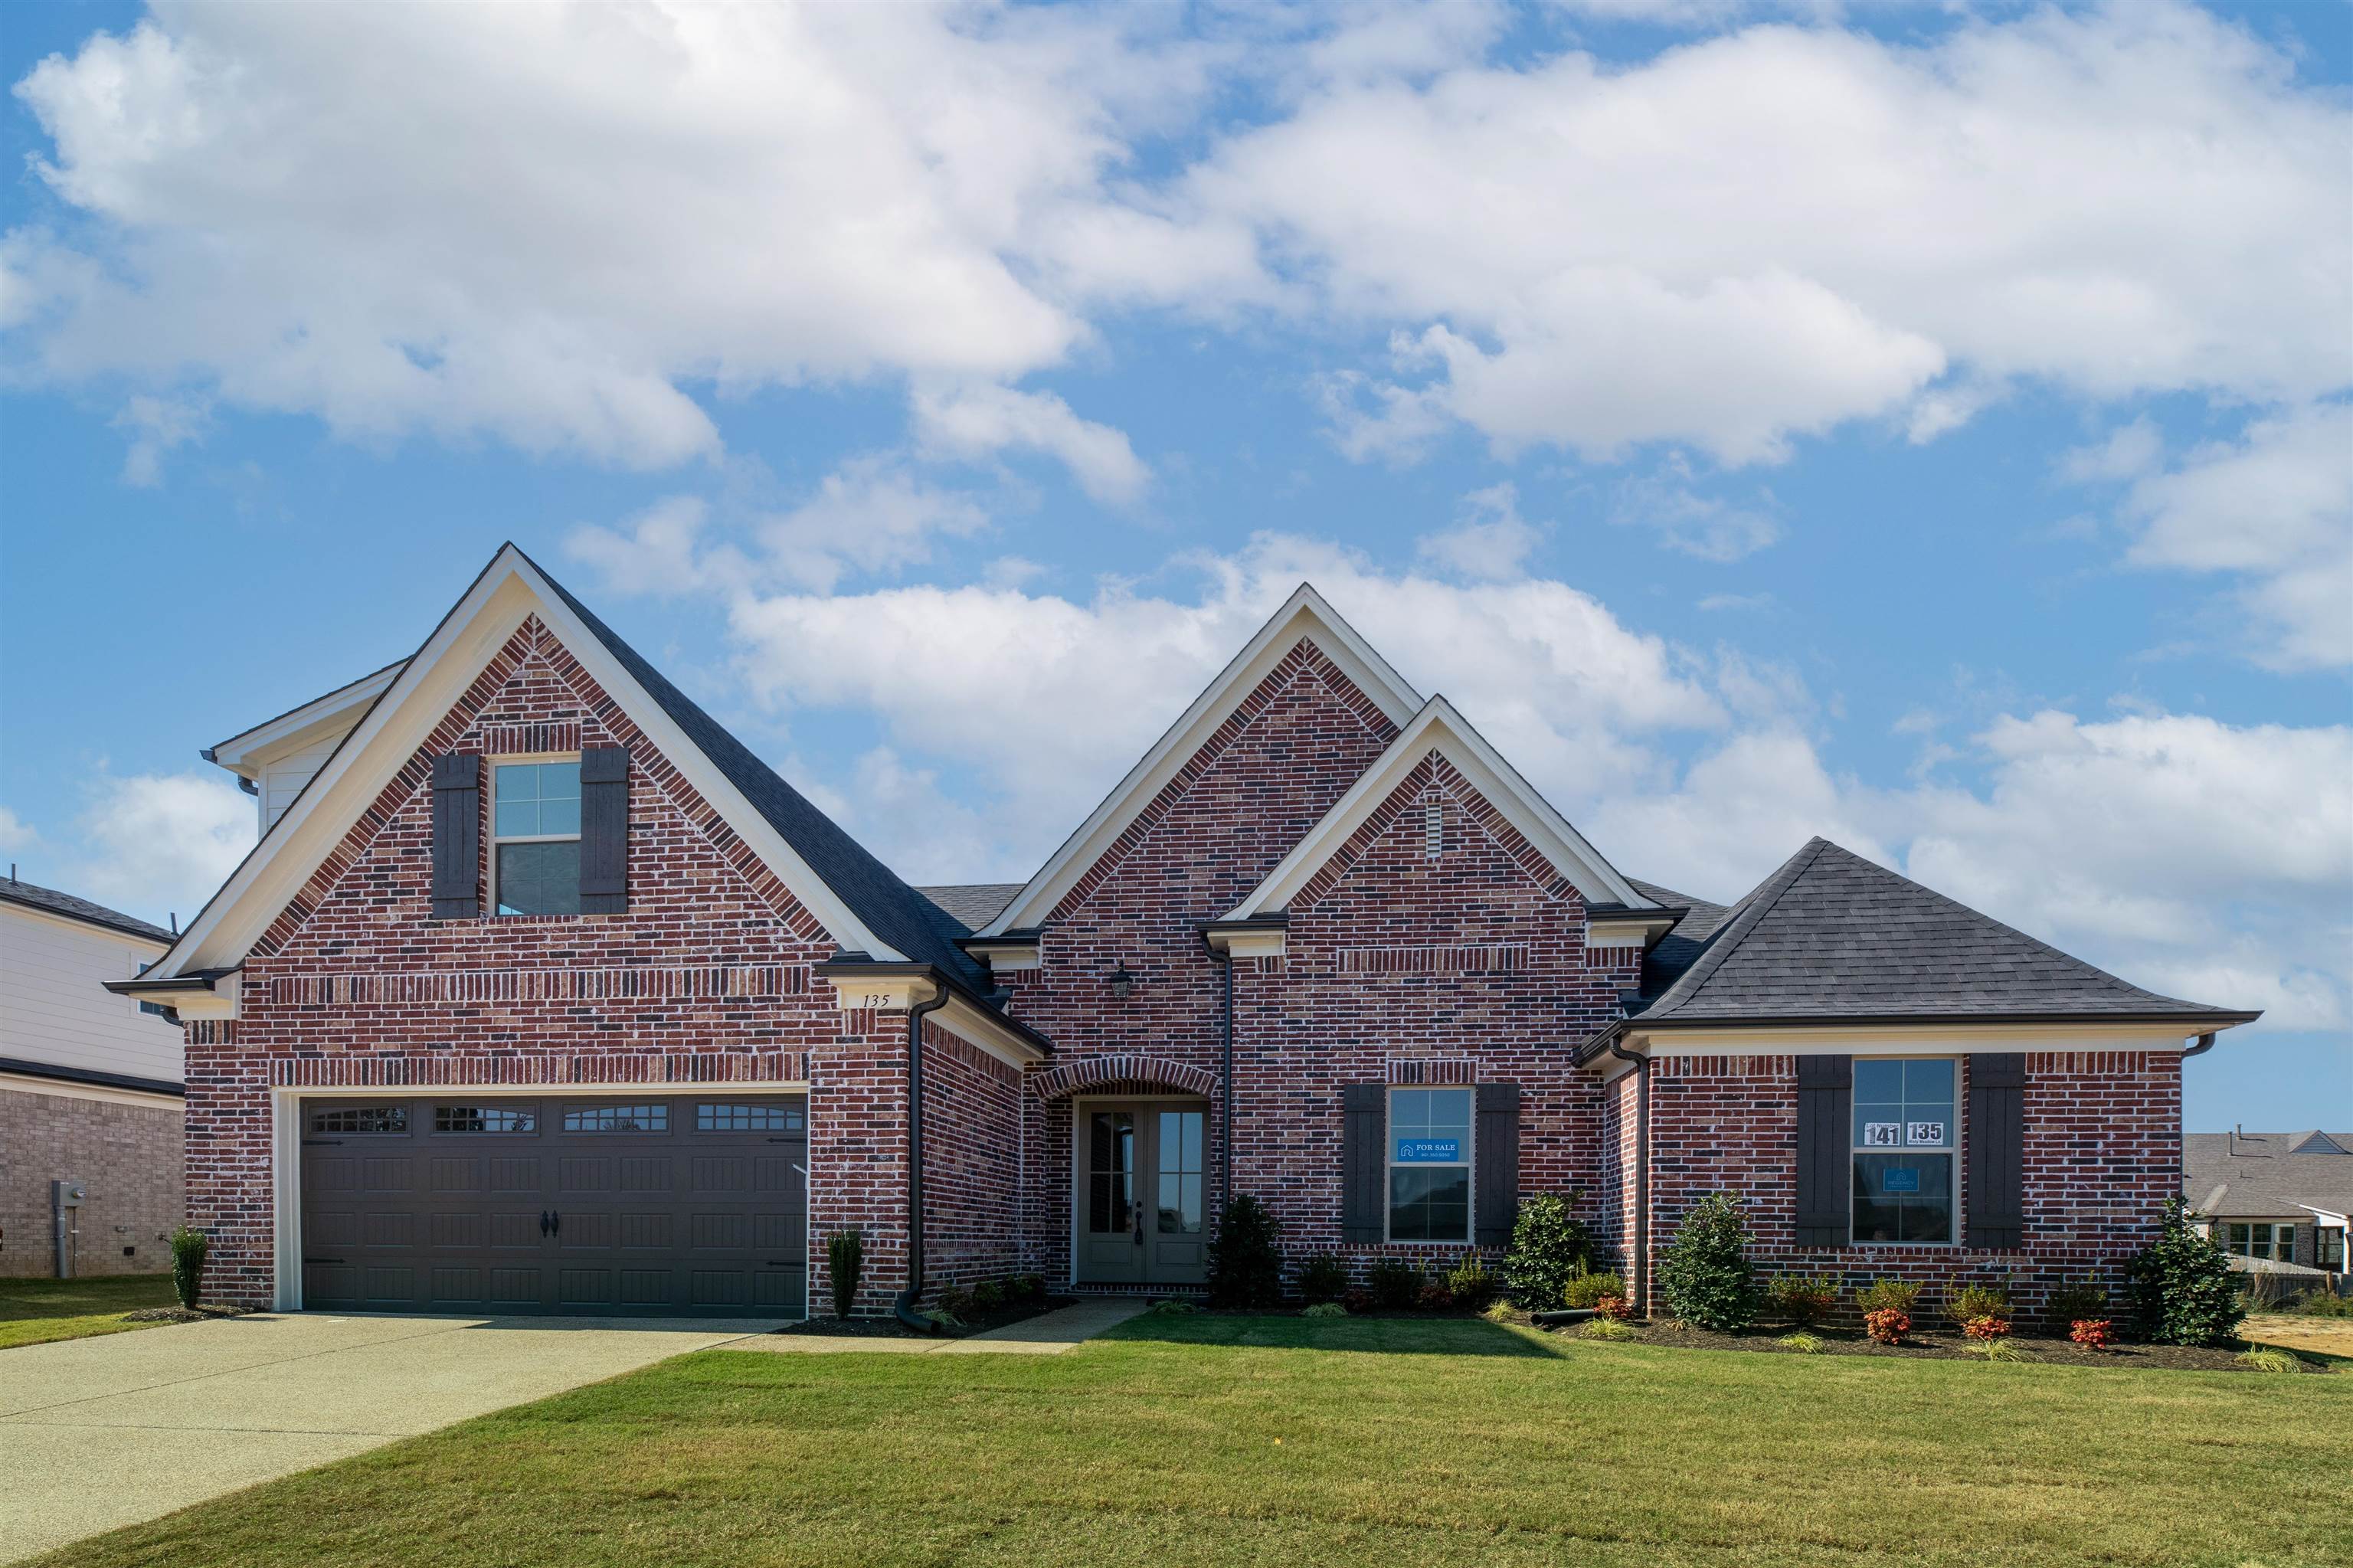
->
0 1311 774 1564
717 1296 1150 1357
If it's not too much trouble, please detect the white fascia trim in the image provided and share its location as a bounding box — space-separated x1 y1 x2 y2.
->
933 994 1050 1068
155 548 898 977
980 584 1422 936
0 1071 183 1109
1203 926 1286 957
1226 696 1651 918
206 663 406 778
2297 1204 2349 1226
957 939 1039 971
2 899 172 953
1626 1024 2198 1055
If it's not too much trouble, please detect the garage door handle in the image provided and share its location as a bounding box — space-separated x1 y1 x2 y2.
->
538 1210 551 1238
304 1257 345 1265
550 1210 561 1237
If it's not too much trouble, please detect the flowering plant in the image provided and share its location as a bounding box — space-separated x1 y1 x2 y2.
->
1594 1293 1632 1321
1962 1314 2011 1343
1863 1307 1910 1345
2070 1318 2113 1350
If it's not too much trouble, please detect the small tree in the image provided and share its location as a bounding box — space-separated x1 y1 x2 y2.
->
1501 1192 1595 1307
1656 1192 1757 1331
1206 1193 1284 1308
826 1228 866 1320
170 1225 208 1311
2128 1197 2244 1347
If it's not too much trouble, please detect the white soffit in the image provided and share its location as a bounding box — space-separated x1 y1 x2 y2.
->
1226 696 1651 918
980 584 1423 935
152 547 898 977
205 660 407 778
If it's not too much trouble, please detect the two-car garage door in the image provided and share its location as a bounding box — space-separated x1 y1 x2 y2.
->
299 1093 806 1318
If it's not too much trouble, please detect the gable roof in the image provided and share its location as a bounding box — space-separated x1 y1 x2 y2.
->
144 545 980 988
2184 1131 2353 1219
1619 837 2261 1030
1226 695 1656 917
916 883 1025 934
978 584 1423 935
0 877 175 944
203 659 407 779
1626 878 1733 1003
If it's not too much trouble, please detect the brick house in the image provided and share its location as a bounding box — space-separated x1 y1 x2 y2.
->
116 545 2259 1322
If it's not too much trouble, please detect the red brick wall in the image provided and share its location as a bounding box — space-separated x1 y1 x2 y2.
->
917 1018 1026 1291
1642 1048 2183 1323
1000 639 1402 1283
1228 755 1638 1282
185 616 901 1308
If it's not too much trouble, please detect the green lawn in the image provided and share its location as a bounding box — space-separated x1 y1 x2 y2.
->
31 1314 2351 1568
0 1275 178 1350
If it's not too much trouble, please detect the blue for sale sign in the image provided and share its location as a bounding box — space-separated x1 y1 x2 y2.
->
1881 1167 1921 1193
1394 1138 1461 1164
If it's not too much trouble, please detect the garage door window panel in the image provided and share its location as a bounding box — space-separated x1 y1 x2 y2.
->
563 1103 669 1134
435 1105 538 1134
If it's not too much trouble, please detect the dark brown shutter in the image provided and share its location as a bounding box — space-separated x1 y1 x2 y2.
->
1965 1052 2026 1249
578 746 630 915
1340 1085 1386 1244
1474 1083 1520 1247
1793 1053 1851 1247
429 753 482 919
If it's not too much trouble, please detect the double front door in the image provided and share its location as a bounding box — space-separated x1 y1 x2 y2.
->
1075 1100 1207 1285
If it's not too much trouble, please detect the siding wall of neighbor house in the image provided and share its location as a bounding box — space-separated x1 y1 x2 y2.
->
1226 755 1638 1275
0 904 177 1084
0 1085 184 1278
183 615 906 1311
1642 1048 2182 1321
996 640 1402 1285
259 736 345 831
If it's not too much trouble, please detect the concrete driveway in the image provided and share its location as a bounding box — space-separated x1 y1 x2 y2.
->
0 1311 775 1563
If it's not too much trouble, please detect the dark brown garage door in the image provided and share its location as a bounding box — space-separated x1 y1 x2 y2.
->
299 1094 806 1317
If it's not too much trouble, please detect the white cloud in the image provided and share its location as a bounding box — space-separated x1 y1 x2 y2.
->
1415 483 1543 581
7 4 1191 467
563 496 733 600
1169 2 2349 462
110 393 207 486
0 807 47 856
1612 463 1783 561
34 771 259 929
910 383 1149 505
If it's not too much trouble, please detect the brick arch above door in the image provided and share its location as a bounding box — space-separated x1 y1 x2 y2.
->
1032 1055 1219 1102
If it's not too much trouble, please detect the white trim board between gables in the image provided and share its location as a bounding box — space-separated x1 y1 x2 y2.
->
149 548 902 983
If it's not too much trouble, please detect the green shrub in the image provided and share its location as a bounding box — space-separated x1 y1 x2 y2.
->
1296 1255 1350 1304
935 1286 972 1318
1764 1273 1840 1327
825 1229 864 1319
1579 1315 1638 1341
1857 1276 1922 1314
1007 1272 1047 1303
2235 1346 2301 1374
1777 1331 1824 1354
1480 1298 1517 1324
970 1280 1004 1313
2046 1275 2110 1324
2128 1197 2246 1347
1501 1193 1595 1308
1445 1255 1499 1311
1206 1193 1285 1309
1416 1279 1455 1311
1367 1259 1424 1311
2291 1290 2353 1318
1146 1298 1201 1315
170 1225 208 1311
1562 1271 1627 1309
1656 1193 1757 1332
1972 1335 2028 1363
1301 1301 1347 1319
923 1308 963 1333
1942 1275 2014 1330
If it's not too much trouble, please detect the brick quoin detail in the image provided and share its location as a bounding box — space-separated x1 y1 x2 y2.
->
183 616 905 1311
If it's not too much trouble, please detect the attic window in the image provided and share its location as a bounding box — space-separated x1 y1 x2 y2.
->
491 758 581 916
1425 795 1443 859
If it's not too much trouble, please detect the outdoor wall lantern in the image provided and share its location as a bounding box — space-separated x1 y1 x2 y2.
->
1108 961 1134 1000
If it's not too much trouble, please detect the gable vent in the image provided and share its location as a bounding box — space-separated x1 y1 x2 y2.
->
1425 794 1443 858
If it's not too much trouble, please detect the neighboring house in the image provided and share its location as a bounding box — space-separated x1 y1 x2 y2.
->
2184 1129 2353 1284
116 545 2260 1320
1 876 183 1277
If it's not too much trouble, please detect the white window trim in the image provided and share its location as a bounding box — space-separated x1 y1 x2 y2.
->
486 751 582 917
1384 1085 1476 1247
1849 1055 1960 1249
2226 1220 2297 1262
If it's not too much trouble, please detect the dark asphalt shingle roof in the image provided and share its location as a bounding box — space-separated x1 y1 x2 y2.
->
525 551 984 988
1627 877 1733 1004
2184 1131 2353 1219
0 879 175 943
915 884 1026 935
1628 838 2256 1026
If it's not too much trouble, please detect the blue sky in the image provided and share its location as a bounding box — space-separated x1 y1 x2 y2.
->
2 1 2346 1129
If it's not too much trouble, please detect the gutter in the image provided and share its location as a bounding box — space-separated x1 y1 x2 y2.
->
894 985 953 1334
2182 1031 2219 1059
1608 1036 1651 1317
1214 941 1235 1211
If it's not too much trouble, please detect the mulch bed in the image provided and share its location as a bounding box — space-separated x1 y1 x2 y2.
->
1536 1315 2332 1372
122 1304 250 1324
769 1295 1074 1339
